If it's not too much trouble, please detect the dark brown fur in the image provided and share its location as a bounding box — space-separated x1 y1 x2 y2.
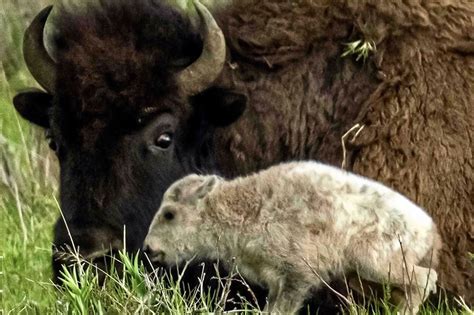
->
208 0 473 302
53 0 203 148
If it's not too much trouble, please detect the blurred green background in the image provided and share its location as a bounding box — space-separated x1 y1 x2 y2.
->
1 0 60 312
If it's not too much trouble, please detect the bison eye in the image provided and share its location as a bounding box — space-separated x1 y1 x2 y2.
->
163 211 175 221
155 132 173 149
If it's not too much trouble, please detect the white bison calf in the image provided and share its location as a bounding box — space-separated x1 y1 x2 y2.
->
144 161 441 314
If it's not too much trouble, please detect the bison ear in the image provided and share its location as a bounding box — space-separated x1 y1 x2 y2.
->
13 88 53 128
194 175 219 199
192 87 247 127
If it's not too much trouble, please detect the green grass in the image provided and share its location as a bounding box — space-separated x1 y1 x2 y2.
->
341 39 376 62
0 1 472 314
1 2 60 312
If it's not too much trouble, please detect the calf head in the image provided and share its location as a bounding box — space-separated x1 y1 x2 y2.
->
143 174 219 265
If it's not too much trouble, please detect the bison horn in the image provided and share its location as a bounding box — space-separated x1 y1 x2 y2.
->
176 0 226 96
23 6 56 93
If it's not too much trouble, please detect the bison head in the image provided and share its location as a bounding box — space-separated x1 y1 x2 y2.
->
13 0 246 282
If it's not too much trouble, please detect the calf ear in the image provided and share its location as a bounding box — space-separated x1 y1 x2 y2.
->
13 88 53 128
192 87 247 127
194 176 219 199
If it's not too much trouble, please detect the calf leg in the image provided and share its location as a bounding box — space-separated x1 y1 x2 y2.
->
267 287 310 314
264 278 312 314
356 261 437 314
392 266 438 315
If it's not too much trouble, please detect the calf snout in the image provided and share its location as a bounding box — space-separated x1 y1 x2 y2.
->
142 242 166 263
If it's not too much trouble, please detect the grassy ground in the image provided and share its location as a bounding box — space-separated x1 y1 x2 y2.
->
0 0 472 314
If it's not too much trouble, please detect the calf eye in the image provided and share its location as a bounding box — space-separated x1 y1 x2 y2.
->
163 211 175 221
155 132 173 149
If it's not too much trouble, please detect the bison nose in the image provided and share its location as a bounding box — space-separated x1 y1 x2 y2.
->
52 246 123 285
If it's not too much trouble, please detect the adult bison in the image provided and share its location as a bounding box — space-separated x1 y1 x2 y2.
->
13 0 473 305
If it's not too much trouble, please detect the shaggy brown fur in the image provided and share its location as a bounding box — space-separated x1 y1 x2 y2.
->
53 0 202 149
205 0 473 302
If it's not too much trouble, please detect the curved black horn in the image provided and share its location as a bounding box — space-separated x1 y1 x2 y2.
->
176 0 226 96
23 6 56 93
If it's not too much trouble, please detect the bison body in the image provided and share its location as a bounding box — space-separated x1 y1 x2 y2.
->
13 0 473 303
